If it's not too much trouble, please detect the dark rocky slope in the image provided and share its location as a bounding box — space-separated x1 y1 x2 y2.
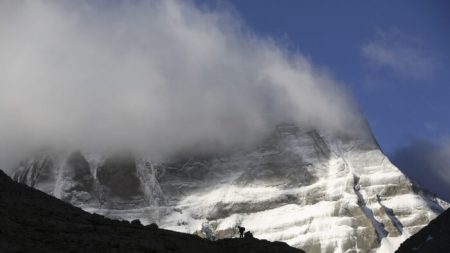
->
395 207 450 253
0 169 303 253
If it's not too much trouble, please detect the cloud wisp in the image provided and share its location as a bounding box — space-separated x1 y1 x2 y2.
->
0 1 365 168
361 29 438 80
391 138 450 201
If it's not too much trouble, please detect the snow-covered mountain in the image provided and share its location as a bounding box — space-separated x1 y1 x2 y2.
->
10 123 448 253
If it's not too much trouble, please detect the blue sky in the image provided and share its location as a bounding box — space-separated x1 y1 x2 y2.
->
195 0 450 198
217 0 450 154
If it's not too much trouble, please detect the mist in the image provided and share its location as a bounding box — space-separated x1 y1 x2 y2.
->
391 138 450 201
0 0 365 169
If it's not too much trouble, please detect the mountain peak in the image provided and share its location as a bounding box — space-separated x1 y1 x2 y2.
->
9 124 448 252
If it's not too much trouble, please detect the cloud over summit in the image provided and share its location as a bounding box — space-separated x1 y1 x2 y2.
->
0 0 364 166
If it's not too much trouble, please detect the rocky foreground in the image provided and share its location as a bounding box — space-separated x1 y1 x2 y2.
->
395 208 450 253
0 169 303 253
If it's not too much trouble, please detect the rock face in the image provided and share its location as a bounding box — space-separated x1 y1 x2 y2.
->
10 123 449 253
0 169 304 253
60 151 96 204
97 153 141 199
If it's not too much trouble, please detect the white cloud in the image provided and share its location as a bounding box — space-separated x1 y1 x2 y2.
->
430 141 450 184
361 29 438 80
0 1 366 168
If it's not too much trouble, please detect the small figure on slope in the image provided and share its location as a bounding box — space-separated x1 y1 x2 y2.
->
237 226 245 238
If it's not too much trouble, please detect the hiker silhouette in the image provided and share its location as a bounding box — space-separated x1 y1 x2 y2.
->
237 226 245 238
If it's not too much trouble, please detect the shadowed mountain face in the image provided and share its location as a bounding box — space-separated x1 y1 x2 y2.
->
395 208 450 253
97 153 141 199
9 123 449 252
0 169 304 253
60 151 95 203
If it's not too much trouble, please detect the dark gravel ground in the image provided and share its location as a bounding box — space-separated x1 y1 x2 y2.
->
0 169 304 253
396 208 450 253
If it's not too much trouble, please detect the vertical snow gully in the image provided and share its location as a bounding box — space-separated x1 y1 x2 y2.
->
353 174 388 241
53 158 64 199
136 159 164 207
377 194 404 234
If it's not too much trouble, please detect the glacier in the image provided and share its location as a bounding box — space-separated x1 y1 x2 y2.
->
10 123 448 253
